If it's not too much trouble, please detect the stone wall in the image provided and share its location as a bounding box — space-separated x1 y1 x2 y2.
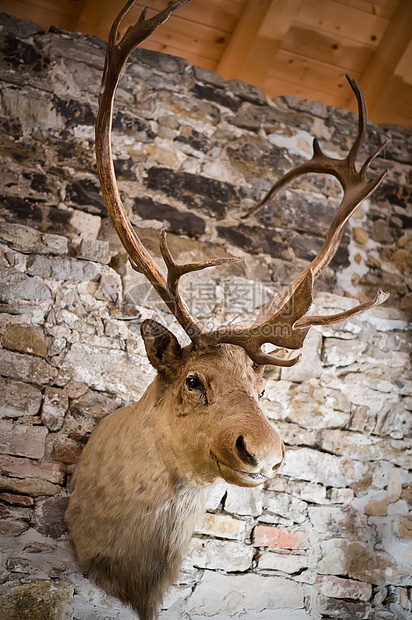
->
0 12 411 620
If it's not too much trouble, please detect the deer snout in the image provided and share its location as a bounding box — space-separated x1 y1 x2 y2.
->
213 414 285 487
235 433 284 476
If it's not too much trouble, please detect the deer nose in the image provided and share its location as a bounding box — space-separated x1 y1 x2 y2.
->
235 434 284 473
235 435 258 467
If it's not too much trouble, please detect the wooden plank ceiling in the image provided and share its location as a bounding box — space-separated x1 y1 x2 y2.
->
1 0 411 126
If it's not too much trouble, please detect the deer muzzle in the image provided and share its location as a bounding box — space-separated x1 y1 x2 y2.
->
211 406 285 488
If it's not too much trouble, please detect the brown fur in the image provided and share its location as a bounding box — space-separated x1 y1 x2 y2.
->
66 321 284 619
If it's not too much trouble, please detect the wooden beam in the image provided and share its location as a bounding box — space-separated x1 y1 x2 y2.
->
357 0 412 122
75 0 122 39
217 0 301 86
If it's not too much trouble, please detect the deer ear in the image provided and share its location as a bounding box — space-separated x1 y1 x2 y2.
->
141 319 182 373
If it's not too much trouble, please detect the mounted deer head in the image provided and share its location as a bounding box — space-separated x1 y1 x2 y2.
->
65 1 389 619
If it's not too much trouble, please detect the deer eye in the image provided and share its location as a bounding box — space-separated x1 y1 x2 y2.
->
186 375 203 390
259 389 265 399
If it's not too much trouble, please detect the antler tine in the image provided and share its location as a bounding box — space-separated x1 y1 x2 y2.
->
243 74 389 286
294 289 389 329
345 74 367 169
158 231 243 340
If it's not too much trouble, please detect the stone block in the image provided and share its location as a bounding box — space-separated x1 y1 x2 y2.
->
70 389 122 419
27 255 100 282
0 377 42 418
272 420 317 448
322 336 367 367
32 495 69 539
193 65 225 88
253 526 308 550
375 401 412 439
195 512 246 541
41 387 69 431
77 238 111 264
205 479 229 510
226 78 267 105
0 519 29 536
261 492 308 524
0 12 44 37
0 580 73 619
281 447 347 487
184 538 253 572
317 575 372 601
0 267 52 302
266 476 327 504
0 420 47 459
61 342 154 400
265 378 352 431
317 538 411 584
0 475 60 497
320 430 411 469
187 571 304 615
51 438 82 464
327 487 355 504
308 506 367 538
0 455 64 484
3 324 48 357
70 209 102 241
318 595 371 619
0 349 57 386
0 222 68 255
258 551 309 574
0 492 34 506
224 484 263 517
93 270 122 303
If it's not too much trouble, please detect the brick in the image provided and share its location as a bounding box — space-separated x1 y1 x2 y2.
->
253 525 308 550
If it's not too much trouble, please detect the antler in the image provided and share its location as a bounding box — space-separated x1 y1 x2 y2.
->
200 75 390 365
96 0 241 341
97 1 389 366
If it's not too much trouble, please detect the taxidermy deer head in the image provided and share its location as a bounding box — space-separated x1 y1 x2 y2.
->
65 1 389 619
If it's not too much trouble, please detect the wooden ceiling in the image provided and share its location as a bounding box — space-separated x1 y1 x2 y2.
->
1 0 411 126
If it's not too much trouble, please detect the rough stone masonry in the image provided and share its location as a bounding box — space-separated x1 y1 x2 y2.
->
0 10 411 620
